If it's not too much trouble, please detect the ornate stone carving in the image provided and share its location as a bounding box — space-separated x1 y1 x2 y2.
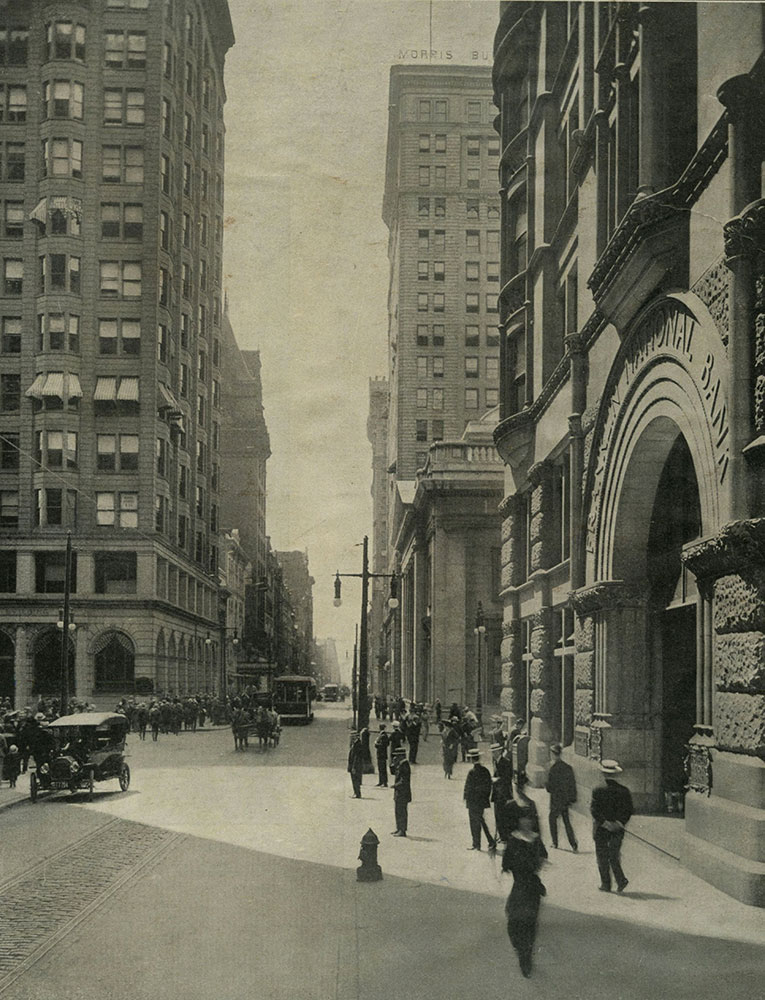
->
692 257 729 346
717 74 760 125
723 199 765 263
682 518 765 582
570 581 647 616
684 742 713 795
715 632 765 694
502 619 522 639
589 723 603 762
714 571 765 634
574 727 590 758
715 692 765 754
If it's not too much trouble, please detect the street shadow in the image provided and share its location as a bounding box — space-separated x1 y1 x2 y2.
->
405 835 438 843
617 890 679 901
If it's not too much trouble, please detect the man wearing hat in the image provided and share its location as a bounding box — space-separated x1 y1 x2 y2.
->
590 760 633 892
391 746 411 836
347 731 364 798
546 744 578 852
463 749 496 850
389 720 405 756
374 724 390 787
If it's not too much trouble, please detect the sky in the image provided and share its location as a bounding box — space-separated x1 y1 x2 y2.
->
222 0 500 671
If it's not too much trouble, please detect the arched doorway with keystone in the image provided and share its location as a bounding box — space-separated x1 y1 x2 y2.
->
33 628 75 698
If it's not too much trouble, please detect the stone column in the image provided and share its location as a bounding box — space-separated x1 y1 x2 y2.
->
528 460 554 573
526 608 555 786
499 493 525 730
566 332 587 592
636 3 664 196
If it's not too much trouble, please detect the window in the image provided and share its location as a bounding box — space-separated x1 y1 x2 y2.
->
201 169 209 199
95 553 137 594
416 420 428 442
465 325 480 347
43 80 84 120
487 261 500 282
466 230 480 251
417 356 427 379
163 41 172 79
488 204 500 220
102 145 144 184
0 550 15 592
433 387 443 410
434 229 445 252
3 259 22 295
487 230 500 253
212 379 220 409
466 293 479 314
466 200 479 220
4 142 24 181
198 350 207 382
487 328 500 348
465 357 479 378
197 394 205 424
178 514 188 549
417 261 428 281
434 100 447 122
417 388 427 408
418 198 429 218
157 324 169 364
552 456 571 566
416 325 428 347
178 465 188 499
418 229 429 252
183 161 192 196
432 324 445 346
467 100 481 123
435 165 446 185
417 293 428 312
418 99 430 121
98 318 140 355
104 31 147 69
0 490 18 527
1 317 21 353
465 388 478 408
180 363 189 398
466 261 479 281
38 313 80 353
419 166 430 186
434 198 446 217
202 123 210 156
486 293 499 313
433 356 444 378
0 85 26 123
486 387 499 408
160 211 170 251
433 293 445 312
35 552 77 594
486 357 500 381
161 98 172 137
103 89 144 125
36 430 77 470
0 27 28 66
99 261 141 298
184 112 193 146
180 314 190 349
560 263 579 336
433 261 445 281
96 490 137 529
435 134 446 153
195 484 205 516
156 437 168 477
0 432 19 470
42 138 82 178
419 134 430 153
101 203 143 240
431 419 444 441
467 137 480 157
46 21 86 62
200 259 208 290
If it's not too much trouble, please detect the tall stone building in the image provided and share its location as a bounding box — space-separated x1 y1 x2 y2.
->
493 0 765 904
367 376 389 695
0 0 234 703
275 549 315 675
382 65 503 703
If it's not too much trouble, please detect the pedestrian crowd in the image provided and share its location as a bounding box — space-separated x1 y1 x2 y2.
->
349 698 634 980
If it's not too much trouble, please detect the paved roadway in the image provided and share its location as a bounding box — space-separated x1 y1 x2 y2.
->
0 703 763 1000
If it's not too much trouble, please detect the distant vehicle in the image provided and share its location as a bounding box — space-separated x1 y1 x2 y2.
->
322 683 339 702
30 713 130 803
273 675 315 724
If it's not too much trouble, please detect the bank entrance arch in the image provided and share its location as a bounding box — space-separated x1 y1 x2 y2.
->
582 294 726 809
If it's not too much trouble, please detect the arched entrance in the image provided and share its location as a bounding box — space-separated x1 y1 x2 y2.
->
0 631 15 704
94 631 135 692
33 629 75 697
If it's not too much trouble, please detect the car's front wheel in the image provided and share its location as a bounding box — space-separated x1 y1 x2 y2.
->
30 772 38 802
119 763 130 792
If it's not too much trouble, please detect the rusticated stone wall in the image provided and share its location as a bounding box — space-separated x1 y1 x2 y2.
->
754 274 765 434
500 619 524 715
574 612 595 727
500 494 525 591
528 608 554 724
528 461 555 572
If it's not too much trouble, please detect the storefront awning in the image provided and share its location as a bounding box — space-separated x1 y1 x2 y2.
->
157 382 179 410
116 377 139 402
25 373 47 399
29 198 47 224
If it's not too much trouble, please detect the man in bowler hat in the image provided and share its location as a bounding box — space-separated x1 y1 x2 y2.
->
374 724 390 787
590 759 633 892
391 746 411 836
546 743 578 851
347 731 364 798
463 748 496 850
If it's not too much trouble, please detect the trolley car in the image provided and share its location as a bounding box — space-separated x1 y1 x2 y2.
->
273 675 315 724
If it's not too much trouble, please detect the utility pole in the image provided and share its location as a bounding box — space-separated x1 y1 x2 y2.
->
358 535 370 731
59 531 72 712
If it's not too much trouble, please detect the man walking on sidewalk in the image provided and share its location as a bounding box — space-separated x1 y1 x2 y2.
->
590 759 633 892
463 749 496 851
546 743 578 851
374 724 390 787
347 731 364 798
391 746 411 837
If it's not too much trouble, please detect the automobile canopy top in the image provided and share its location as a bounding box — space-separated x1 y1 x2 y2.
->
48 713 129 729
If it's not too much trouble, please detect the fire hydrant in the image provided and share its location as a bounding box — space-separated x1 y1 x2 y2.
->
357 828 383 882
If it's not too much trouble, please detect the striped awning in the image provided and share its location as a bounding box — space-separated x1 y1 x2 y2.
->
40 372 64 397
29 198 47 224
66 373 82 399
94 376 117 401
25 373 47 399
116 377 139 402
157 382 178 410
50 196 82 220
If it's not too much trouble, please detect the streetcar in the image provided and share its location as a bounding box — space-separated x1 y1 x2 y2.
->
30 712 131 802
273 675 315 724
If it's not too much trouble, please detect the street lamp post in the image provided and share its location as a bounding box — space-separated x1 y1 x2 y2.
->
58 531 74 711
474 602 486 737
333 536 399 732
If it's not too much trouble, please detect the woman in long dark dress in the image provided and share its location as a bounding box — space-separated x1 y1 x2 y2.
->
502 812 547 977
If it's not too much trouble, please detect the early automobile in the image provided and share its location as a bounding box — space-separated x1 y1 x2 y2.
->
30 712 131 802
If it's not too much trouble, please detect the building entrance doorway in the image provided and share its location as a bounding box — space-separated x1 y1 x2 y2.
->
647 434 701 807
32 629 75 697
0 632 14 705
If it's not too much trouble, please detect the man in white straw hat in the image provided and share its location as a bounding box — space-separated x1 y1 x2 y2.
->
590 759 634 892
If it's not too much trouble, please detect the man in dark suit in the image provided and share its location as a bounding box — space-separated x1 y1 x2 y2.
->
374 724 390 787
463 749 496 850
590 759 634 892
347 731 363 798
391 746 411 836
546 743 578 851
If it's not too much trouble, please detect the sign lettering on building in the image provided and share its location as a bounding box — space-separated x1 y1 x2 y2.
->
586 300 729 553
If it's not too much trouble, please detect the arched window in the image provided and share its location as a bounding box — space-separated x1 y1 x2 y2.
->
167 634 177 694
0 630 15 704
177 636 186 693
94 631 135 691
33 628 75 695
155 631 166 693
